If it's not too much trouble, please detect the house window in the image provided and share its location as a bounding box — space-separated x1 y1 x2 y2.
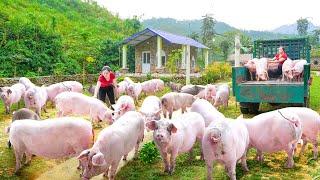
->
161 56 166 66
142 51 151 64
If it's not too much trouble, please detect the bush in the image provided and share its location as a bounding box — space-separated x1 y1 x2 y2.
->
139 141 160 164
201 62 232 84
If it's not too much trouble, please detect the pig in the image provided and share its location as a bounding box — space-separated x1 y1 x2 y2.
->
126 82 142 101
46 81 83 102
180 85 205 95
253 58 269 81
161 92 196 119
139 96 162 125
282 58 294 81
195 84 216 103
202 119 250 180
77 111 144 180
214 84 230 108
280 107 320 159
167 82 183 92
24 86 48 116
244 59 256 81
55 92 113 124
7 108 40 148
191 99 225 127
19 77 35 90
292 59 307 81
141 79 165 95
111 95 135 121
9 117 93 173
124 77 134 84
146 112 205 175
116 80 129 98
241 109 302 168
0 83 26 114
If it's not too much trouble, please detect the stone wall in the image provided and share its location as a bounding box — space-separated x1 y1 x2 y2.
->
134 36 197 73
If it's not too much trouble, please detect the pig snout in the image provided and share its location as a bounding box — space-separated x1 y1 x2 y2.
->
209 128 222 143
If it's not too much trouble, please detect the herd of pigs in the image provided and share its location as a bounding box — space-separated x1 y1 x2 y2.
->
1 76 320 180
244 58 307 81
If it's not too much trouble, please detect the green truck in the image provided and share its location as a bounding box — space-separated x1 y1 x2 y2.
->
232 38 311 114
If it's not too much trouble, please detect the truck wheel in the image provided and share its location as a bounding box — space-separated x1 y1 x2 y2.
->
240 102 260 114
240 106 249 114
248 103 260 114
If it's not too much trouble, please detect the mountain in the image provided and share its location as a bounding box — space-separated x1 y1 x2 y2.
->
142 18 290 40
273 22 319 34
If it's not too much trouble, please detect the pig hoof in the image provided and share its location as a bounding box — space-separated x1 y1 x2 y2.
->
77 166 81 170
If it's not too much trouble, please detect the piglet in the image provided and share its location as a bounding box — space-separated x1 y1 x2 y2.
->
161 92 195 119
19 77 35 90
202 118 250 180
214 84 230 108
111 95 135 121
191 98 225 127
0 83 25 114
77 111 144 180
282 58 294 81
24 86 48 116
244 59 256 81
55 92 113 124
9 117 93 173
292 59 307 81
146 112 205 175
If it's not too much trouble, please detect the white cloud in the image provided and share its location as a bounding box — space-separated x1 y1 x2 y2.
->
96 0 320 31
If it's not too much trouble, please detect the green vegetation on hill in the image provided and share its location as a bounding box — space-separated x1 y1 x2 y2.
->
0 0 140 77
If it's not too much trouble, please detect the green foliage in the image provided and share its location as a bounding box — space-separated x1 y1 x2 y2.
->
146 72 152 80
297 18 309 36
201 14 216 47
139 141 160 164
166 49 182 74
311 48 320 58
201 62 232 83
0 0 141 77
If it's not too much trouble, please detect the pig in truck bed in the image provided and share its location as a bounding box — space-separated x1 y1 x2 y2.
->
232 38 311 114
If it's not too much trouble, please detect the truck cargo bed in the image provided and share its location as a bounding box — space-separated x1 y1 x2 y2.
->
241 80 303 85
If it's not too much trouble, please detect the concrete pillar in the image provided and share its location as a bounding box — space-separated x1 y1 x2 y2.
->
181 45 186 68
122 45 127 69
204 49 209 68
186 45 191 85
157 36 162 68
235 35 241 67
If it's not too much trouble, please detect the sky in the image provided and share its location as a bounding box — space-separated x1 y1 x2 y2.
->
96 0 320 31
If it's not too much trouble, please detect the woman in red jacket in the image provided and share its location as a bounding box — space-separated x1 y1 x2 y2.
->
93 66 117 107
268 46 288 78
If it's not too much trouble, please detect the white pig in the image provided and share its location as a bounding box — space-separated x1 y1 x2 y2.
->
77 111 144 180
139 96 162 124
55 92 113 124
282 58 294 81
116 81 129 98
141 79 164 94
161 92 195 119
111 95 135 121
126 83 142 101
202 119 250 180
24 86 48 116
244 59 257 81
146 112 205 174
253 58 269 81
9 117 93 173
242 109 302 168
191 99 225 127
214 84 230 108
0 83 25 114
19 77 35 90
46 81 83 102
292 59 307 81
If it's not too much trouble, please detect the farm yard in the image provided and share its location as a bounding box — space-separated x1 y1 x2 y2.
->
0 74 319 179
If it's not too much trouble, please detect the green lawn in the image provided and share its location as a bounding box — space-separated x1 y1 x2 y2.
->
0 76 319 179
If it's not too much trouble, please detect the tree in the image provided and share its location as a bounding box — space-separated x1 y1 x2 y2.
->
220 40 231 60
188 32 199 41
297 18 309 36
201 14 216 47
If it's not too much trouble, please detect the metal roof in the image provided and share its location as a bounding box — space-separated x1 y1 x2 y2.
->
122 28 208 49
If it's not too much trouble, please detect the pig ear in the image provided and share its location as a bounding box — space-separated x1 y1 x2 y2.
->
168 123 177 134
92 152 107 166
7 89 12 94
77 149 90 160
146 121 157 131
120 104 128 111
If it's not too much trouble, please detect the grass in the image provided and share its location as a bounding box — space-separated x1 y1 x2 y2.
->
0 76 319 179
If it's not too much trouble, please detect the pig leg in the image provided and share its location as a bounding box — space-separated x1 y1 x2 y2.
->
311 139 318 159
226 161 237 180
109 160 120 180
241 150 249 172
163 108 167 118
159 150 170 173
14 147 25 173
206 158 213 180
103 165 110 177
181 107 186 114
285 144 295 168
123 154 128 161
5 105 10 114
299 136 308 157
255 149 264 162
133 139 141 159
25 152 32 165
169 150 179 175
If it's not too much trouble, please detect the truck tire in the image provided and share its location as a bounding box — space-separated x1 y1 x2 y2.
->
240 106 249 114
249 103 260 114
240 102 260 114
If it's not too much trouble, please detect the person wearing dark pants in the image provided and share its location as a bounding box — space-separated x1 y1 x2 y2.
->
267 46 288 78
94 66 117 109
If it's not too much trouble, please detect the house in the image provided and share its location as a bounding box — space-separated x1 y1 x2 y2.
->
120 28 209 75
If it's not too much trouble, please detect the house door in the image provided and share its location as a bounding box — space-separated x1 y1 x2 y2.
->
142 51 151 73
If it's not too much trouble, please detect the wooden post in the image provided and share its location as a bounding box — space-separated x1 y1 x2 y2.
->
204 49 209 68
122 45 127 69
157 36 162 68
186 45 191 85
235 35 241 67
181 45 186 68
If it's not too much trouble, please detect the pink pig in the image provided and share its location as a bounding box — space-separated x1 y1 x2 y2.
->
244 59 257 80
141 79 164 95
292 59 307 81
139 96 162 129
214 84 230 108
126 83 142 101
202 118 250 180
19 77 35 90
0 83 25 114
253 58 269 81
282 58 294 81
77 111 144 180
9 117 93 173
46 81 83 102
161 92 195 119
111 95 135 121
146 112 205 175
55 92 113 124
24 86 48 116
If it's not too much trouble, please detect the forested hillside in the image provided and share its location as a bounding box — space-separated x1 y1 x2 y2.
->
0 0 140 77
